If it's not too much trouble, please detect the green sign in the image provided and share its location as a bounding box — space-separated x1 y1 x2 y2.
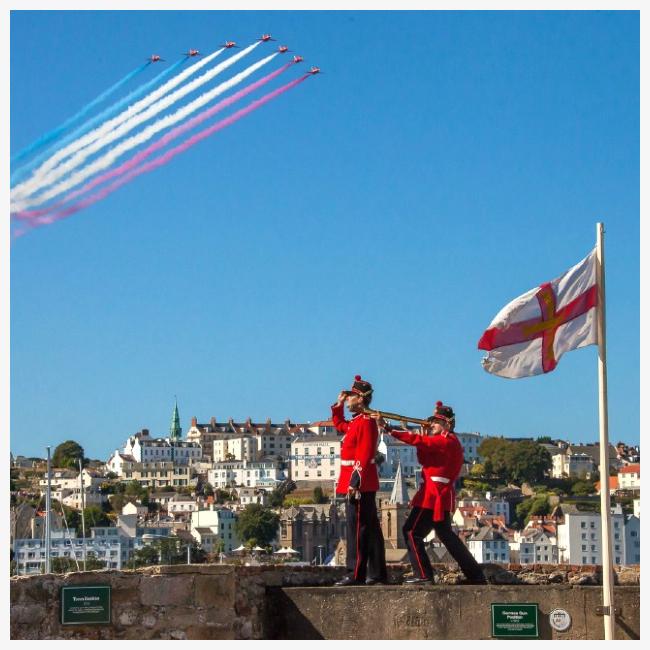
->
60 585 111 625
491 603 539 638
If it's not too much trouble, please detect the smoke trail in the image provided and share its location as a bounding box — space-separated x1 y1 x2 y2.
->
16 63 293 220
10 46 227 197
10 57 187 186
13 75 309 233
10 63 150 166
12 52 279 212
11 42 261 205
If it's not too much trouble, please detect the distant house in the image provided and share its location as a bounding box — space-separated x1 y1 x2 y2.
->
466 526 510 564
618 464 640 491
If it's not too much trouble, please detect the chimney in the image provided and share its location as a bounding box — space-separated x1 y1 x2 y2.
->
191 416 197 427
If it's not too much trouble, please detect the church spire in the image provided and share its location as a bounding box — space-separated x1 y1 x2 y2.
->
169 397 182 441
389 459 409 505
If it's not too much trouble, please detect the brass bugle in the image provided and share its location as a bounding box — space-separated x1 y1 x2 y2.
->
362 408 430 427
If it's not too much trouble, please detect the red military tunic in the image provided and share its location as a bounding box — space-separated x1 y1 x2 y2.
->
390 428 464 521
331 403 380 494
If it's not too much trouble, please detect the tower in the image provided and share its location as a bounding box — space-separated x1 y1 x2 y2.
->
170 398 182 442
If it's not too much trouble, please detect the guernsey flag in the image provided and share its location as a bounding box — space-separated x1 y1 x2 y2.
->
478 249 599 378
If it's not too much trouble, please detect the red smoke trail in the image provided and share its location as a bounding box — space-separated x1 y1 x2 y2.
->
13 74 308 235
15 63 293 221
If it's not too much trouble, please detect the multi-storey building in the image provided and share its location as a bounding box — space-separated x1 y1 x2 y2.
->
13 528 123 574
190 507 239 553
120 429 202 465
212 435 257 462
105 453 196 490
277 503 344 563
290 435 341 482
514 528 558 564
455 432 483 463
624 515 640 565
618 464 640 491
377 431 419 479
551 451 595 479
207 460 285 489
466 526 510 563
555 503 626 566
187 417 297 462
38 468 106 510
457 492 512 524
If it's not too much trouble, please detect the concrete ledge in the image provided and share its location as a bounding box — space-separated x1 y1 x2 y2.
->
265 584 640 640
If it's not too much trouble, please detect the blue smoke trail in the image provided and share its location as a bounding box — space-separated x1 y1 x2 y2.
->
10 57 186 186
11 62 150 166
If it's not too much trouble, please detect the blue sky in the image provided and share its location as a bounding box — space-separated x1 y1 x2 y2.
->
9 10 639 460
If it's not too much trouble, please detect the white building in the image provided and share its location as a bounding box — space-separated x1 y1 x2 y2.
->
624 515 640 565
455 432 483 463
122 502 148 518
457 492 512 524
213 435 257 463
122 429 201 465
466 526 510 564
39 469 107 510
208 460 285 489
618 464 640 490
168 495 199 516
556 504 626 566
514 528 558 564
377 432 418 479
236 488 269 506
551 452 595 479
633 498 640 519
13 528 123 574
290 435 341 482
190 507 239 553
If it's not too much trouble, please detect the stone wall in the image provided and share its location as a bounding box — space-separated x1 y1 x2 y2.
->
10 564 639 640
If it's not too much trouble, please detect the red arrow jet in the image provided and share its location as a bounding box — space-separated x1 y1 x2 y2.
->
146 55 164 63
278 45 292 53
259 34 276 42
222 41 239 49
292 55 304 63
307 66 321 75
183 49 201 57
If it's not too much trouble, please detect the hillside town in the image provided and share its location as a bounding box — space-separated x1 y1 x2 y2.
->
10 402 641 576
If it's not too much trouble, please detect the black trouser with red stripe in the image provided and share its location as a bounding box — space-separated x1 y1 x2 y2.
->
403 508 485 582
344 491 387 581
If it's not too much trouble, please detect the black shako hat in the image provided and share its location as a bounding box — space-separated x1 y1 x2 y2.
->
430 400 455 426
348 375 373 399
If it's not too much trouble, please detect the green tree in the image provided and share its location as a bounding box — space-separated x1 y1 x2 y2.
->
83 505 111 530
133 545 159 567
514 494 550 528
203 482 214 498
536 436 553 444
571 480 596 496
52 441 85 469
312 487 328 504
234 504 279 547
505 441 552 484
84 552 106 570
478 438 512 479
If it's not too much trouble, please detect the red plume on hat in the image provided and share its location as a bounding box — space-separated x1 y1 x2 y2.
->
432 400 455 426
349 374 373 399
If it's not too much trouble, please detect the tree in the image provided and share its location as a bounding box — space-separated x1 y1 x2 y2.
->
514 494 550 528
83 505 111 531
478 438 511 479
84 552 106 570
536 436 553 444
52 441 85 469
571 480 596 497
133 545 159 568
312 487 328 504
505 441 552 484
202 482 214 498
234 504 279 547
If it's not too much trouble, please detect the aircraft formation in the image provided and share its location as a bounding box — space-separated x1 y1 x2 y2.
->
11 34 320 236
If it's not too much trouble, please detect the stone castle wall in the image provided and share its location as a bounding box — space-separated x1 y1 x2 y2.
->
10 564 640 640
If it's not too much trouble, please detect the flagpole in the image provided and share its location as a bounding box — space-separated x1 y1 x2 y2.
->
596 222 615 640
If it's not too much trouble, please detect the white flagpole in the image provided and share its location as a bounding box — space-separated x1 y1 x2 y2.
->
596 222 615 640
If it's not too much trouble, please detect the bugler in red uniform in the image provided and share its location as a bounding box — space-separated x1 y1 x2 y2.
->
389 427 463 520
331 375 387 586
331 405 380 494
381 400 486 585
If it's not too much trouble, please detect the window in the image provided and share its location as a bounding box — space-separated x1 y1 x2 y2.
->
591 557 596 564
582 545 587 551
581 522 586 529
305 472 309 477
581 533 587 540
590 521 595 528
330 471 335 476
582 556 587 563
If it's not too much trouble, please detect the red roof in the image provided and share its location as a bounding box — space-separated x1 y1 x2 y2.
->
310 420 334 427
595 476 619 492
619 464 640 475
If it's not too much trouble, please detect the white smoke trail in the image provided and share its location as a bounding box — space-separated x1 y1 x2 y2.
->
11 47 226 198
12 42 261 204
11 53 278 212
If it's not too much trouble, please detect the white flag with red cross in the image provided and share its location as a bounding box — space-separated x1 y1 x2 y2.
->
477 249 599 378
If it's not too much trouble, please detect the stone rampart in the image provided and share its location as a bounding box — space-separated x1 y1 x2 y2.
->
10 564 640 640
